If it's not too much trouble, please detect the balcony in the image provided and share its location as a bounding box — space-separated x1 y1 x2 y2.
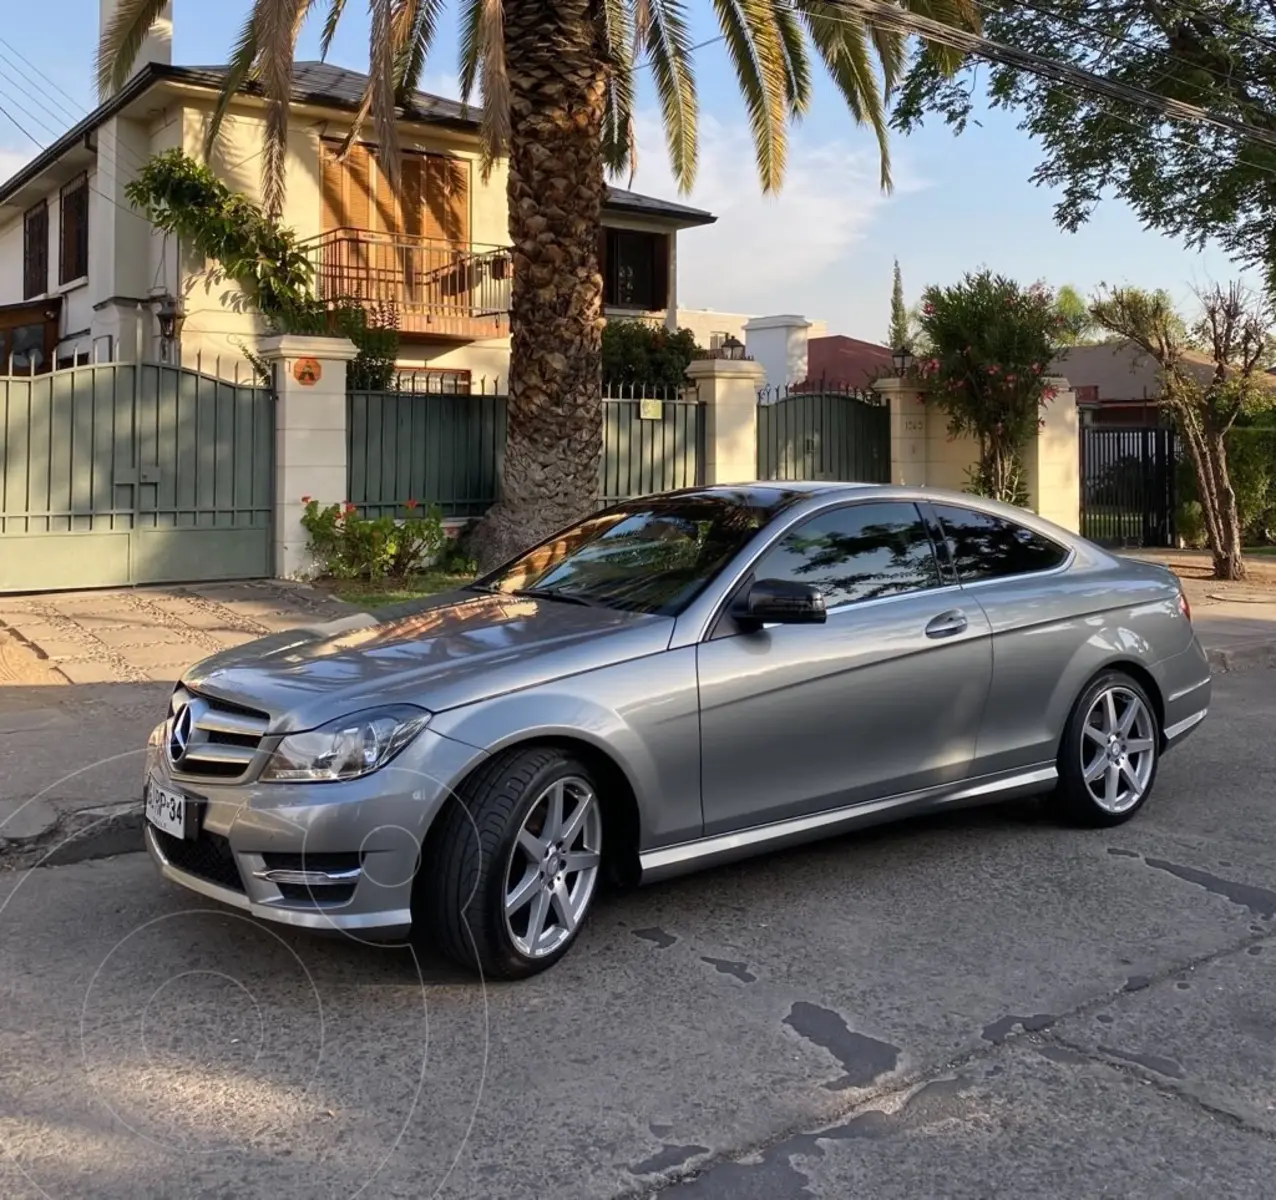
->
303 228 512 341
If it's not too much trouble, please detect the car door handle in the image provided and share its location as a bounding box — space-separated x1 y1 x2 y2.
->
924 610 968 639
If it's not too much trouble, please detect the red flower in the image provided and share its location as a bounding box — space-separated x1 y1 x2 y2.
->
405 498 419 510
342 503 358 519
300 494 312 504
922 302 934 315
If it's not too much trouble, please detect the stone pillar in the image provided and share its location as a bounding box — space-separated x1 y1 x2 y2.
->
259 335 359 579
875 377 930 487
686 357 767 485
1026 376 1081 532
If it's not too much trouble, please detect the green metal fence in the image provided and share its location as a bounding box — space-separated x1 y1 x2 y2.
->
1 358 273 592
600 384 704 503
757 385 890 483
347 383 704 516
347 387 508 518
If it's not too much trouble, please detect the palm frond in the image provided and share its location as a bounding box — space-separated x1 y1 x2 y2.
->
600 0 638 179
644 0 699 191
392 0 445 104
96 0 169 98
710 0 789 193
256 0 312 218
901 0 980 73
775 5 812 117
320 0 348 60
204 12 261 157
457 0 483 106
798 2 891 190
368 0 401 189
476 0 511 176
869 23 904 99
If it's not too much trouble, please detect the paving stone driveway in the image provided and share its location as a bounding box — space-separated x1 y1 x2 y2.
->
0 582 357 685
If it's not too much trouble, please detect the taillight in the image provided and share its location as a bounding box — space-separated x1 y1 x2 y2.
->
1178 591 1192 622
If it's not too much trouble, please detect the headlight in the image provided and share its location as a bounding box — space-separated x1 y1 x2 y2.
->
260 705 429 783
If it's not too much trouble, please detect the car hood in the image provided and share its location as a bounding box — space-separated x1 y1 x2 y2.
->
183 589 673 733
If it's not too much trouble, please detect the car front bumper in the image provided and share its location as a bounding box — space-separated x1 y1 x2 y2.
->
143 727 484 940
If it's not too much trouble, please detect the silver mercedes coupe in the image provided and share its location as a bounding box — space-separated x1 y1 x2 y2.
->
143 483 1210 978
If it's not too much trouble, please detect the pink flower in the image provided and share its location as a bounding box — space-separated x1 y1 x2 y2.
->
922 302 934 315
405 498 419 511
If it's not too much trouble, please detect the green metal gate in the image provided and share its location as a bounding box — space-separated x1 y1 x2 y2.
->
757 384 890 483
0 361 274 592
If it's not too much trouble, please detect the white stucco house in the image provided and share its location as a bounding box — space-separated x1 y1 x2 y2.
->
0 2 715 388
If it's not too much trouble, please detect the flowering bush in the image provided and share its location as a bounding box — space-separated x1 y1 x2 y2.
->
299 496 446 580
916 271 1065 504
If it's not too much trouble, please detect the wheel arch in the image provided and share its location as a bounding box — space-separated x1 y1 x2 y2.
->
431 732 645 888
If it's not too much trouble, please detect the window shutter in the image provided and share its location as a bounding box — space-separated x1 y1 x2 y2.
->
652 233 670 310
423 155 470 242
345 144 373 231
399 155 425 237
23 201 48 299
599 229 610 304
320 141 346 230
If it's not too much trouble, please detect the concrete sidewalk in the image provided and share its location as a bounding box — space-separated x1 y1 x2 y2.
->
0 572 1273 869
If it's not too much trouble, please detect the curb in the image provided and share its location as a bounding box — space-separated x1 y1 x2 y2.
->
0 801 144 872
1207 640 1276 675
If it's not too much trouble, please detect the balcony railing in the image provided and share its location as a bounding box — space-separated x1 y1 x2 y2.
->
303 227 512 340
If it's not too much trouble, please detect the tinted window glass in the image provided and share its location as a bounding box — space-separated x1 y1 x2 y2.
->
933 504 1068 581
753 502 940 608
478 494 780 616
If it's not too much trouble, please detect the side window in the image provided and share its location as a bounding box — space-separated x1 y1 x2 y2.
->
932 504 1068 581
753 502 941 608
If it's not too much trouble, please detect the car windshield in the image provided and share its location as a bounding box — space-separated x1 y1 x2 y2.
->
475 493 777 615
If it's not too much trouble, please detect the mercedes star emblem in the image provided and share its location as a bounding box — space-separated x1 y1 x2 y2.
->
168 703 193 765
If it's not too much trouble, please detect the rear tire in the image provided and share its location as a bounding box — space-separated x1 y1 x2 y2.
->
418 746 604 979
1049 671 1160 828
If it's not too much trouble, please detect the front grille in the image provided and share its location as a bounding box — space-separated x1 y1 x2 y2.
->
166 686 270 781
152 827 246 893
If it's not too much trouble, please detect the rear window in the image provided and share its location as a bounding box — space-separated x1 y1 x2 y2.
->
932 504 1069 582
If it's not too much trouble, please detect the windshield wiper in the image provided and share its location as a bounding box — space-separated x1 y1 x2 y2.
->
506 587 610 609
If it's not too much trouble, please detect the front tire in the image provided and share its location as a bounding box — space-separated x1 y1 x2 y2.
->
419 747 604 979
1050 671 1160 827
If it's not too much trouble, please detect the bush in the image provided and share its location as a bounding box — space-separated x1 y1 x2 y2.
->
300 498 446 580
602 322 698 387
916 271 1063 504
1176 426 1276 546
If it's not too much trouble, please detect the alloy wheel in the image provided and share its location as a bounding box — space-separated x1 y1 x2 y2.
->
1080 686 1157 814
503 776 602 958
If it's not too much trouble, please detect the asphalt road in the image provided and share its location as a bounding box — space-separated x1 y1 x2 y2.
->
1 670 1275 1199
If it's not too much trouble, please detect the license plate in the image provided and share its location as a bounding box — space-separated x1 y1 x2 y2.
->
145 780 189 839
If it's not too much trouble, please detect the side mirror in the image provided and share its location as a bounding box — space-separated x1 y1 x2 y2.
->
736 578 827 627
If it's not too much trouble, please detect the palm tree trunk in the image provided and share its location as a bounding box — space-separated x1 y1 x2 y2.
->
471 0 607 571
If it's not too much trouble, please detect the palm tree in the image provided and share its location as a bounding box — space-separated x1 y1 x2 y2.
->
100 0 978 566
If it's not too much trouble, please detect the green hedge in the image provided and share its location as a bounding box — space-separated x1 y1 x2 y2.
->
1177 423 1276 547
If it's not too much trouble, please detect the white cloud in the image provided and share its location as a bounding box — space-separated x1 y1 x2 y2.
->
626 111 922 317
0 146 35 188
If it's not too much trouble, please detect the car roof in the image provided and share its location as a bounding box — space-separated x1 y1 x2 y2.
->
652 482 1090 548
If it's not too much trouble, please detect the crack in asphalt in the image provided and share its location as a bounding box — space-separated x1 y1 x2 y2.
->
629 922 1276 1197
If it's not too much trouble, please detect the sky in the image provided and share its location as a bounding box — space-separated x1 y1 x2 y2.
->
0 1 1259 343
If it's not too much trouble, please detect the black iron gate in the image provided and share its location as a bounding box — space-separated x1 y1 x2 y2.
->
1079 425 1177 548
